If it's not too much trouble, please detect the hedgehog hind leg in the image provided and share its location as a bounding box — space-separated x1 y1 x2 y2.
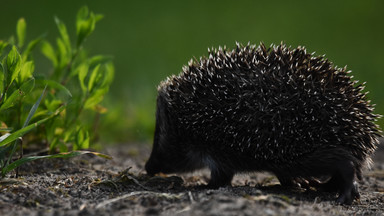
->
337 181 360 205
322 160 360 205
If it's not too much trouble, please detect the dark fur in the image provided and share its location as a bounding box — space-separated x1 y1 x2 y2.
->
145 43 382 205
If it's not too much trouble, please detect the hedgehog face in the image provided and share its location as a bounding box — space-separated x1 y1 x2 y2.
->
146 89 203 175
145 147 163 176
145 138 171 175
145 140 193 175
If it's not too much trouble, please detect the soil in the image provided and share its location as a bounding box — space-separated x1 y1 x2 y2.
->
1 139 384 216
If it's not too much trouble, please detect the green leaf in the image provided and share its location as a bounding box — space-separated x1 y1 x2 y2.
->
0 40 8 53
0 128 12 133
44 99 63 112
76 6 100 48
76 6 89 23
40 41 58 67
0 143 13 163
2 86 46 175
23 85 46 128
6 46 22 86
95 14 104 22
88 64 100 92
37 79 72 98
2 150 111 175
0 63 4 93
54 17 71 55
18 61 34 84
89 63 114 93
101 62 114 88
0 78 35 111
56 38 69 68
82 131 90 149
48 137 59 152
0 133 11 142
77 63 89 93
7 36 15 47
45 118 62 145
75 127 89 150
0 105 64 147
76 6 89 47
22 35 44 62
63 126 75 143
58 140 68 153
16 18 26 48
84 88 107 109
89 55 113 68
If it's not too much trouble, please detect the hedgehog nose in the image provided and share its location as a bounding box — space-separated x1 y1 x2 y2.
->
145 159 158 176
144 162 153 176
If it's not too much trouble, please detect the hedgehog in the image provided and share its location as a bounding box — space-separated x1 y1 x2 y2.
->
145 42 382 204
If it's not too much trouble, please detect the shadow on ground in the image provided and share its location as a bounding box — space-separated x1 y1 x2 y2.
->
0 139 384 216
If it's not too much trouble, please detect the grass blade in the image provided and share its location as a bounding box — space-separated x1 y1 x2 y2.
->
3 150 111 175
0 105 64 147
37 80 72 97
23 86 46 127
2 86 47 174
0 128 12 133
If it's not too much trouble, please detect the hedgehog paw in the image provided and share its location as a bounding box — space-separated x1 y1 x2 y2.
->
277 176 322 190
207 177 233 189
294 177 322 189
207 168 234 189
276 176 296 188
336 181 360 205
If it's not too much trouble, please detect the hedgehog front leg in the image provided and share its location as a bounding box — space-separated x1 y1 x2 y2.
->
208 168 234 188
276 175 296 187
205 159 234 188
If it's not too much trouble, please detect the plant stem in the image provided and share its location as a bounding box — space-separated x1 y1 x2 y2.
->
15 139 23 178
3 138 20 177
62 48 81 85
92 112 100 142
0 85 10 104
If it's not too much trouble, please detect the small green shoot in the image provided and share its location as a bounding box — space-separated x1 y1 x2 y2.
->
0 6 114 178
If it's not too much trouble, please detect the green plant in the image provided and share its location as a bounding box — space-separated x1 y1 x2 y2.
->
0 6 113 178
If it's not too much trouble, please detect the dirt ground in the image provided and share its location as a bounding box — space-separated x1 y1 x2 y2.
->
1 139 384 216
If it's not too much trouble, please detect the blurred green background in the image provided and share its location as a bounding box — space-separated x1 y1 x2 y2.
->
1 0 383 143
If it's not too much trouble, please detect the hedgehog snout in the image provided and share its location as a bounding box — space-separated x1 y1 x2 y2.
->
145 156 160 176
